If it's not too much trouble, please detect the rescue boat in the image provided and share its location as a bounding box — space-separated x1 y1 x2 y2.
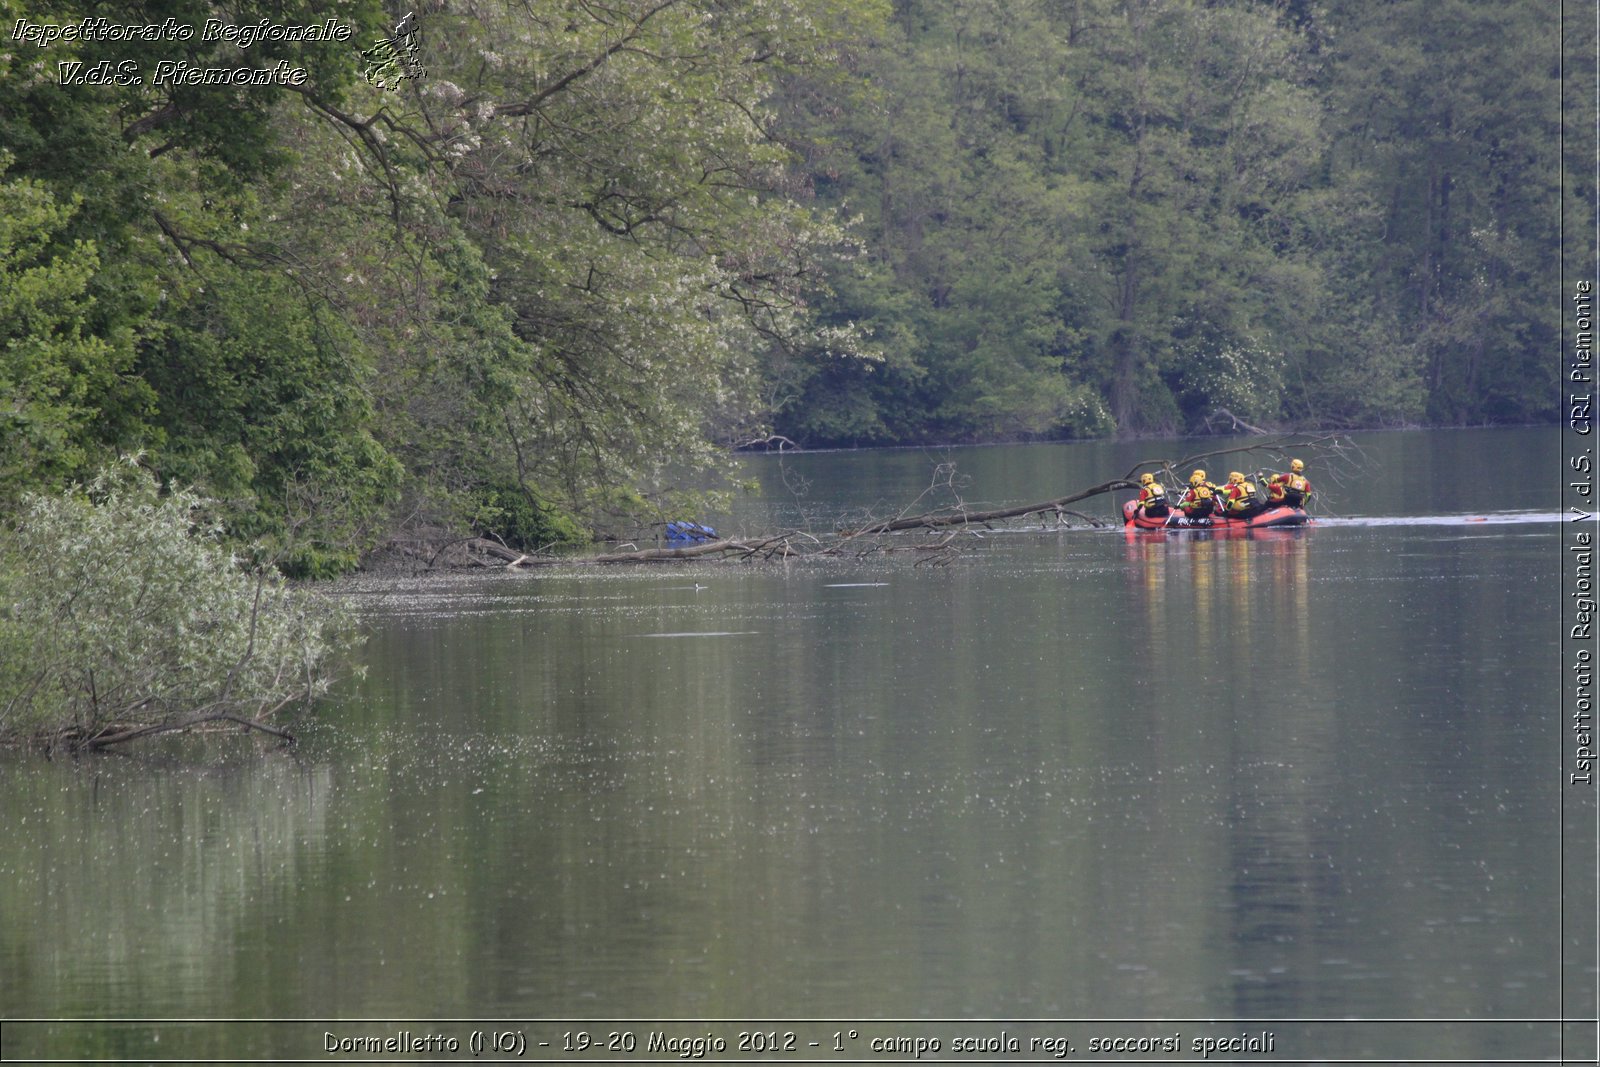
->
1122 499 1311 531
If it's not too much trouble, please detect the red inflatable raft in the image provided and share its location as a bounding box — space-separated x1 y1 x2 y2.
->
1122 499 1311 531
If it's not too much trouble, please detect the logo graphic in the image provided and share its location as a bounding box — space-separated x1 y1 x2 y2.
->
361 12 423 90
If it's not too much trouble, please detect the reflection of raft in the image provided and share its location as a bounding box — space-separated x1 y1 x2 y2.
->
1122 500 1311 531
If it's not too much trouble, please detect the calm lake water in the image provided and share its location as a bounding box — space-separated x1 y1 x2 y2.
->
1 427 1594 1063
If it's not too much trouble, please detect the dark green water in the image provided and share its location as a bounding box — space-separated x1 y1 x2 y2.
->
1 427 1593 1063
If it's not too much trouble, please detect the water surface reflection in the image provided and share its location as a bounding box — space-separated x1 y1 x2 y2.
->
0 430 1583 1064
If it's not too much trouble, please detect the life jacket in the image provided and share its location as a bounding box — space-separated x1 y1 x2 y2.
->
1223 481 1257 513
1137 483 1168 514
1271 473 1309 505
1181 484 1215 515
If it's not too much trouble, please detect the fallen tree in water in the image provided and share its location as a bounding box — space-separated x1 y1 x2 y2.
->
392 433 1352 569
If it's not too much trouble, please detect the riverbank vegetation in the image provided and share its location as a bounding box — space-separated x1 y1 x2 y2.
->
0 0 1583 573
0 458 351 751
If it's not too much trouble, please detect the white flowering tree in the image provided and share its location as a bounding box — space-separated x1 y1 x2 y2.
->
299 0 878 532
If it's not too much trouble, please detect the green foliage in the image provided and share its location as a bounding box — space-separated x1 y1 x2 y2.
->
1 0 385 179
0 162 143 499
140 264 402 577
0 0 401 568
777 0 1326 442
1166 317 1286 430
1314 0 1561 427
776 0 1558 442
0 458 355 743
471 478 587 552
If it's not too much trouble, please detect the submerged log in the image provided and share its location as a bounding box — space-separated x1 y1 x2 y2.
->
592 535 794 563
80 710 296 751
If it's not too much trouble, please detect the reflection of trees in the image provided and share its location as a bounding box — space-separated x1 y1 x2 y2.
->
0 749 335 1018
6 519 1556 1046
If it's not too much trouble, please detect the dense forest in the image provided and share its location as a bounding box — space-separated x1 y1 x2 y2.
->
0 0 1590 572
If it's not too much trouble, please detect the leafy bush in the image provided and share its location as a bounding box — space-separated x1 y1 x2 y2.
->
471 478 587 551
0 458 355 748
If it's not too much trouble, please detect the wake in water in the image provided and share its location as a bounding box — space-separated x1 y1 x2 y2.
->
1312 510 1573 527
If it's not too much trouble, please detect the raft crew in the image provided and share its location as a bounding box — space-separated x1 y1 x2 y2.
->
1176 469 1219 521
1267 459 1311 508
1221 470 1262 518
1132 472 1168 518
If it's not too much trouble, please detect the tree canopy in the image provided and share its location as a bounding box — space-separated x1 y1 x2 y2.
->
774 0 1569 444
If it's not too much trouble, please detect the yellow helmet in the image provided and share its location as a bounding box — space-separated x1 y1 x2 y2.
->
1190 469 1207 485
1139 472 1155 485
1290 458 1304 473
1228 471 1244 484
